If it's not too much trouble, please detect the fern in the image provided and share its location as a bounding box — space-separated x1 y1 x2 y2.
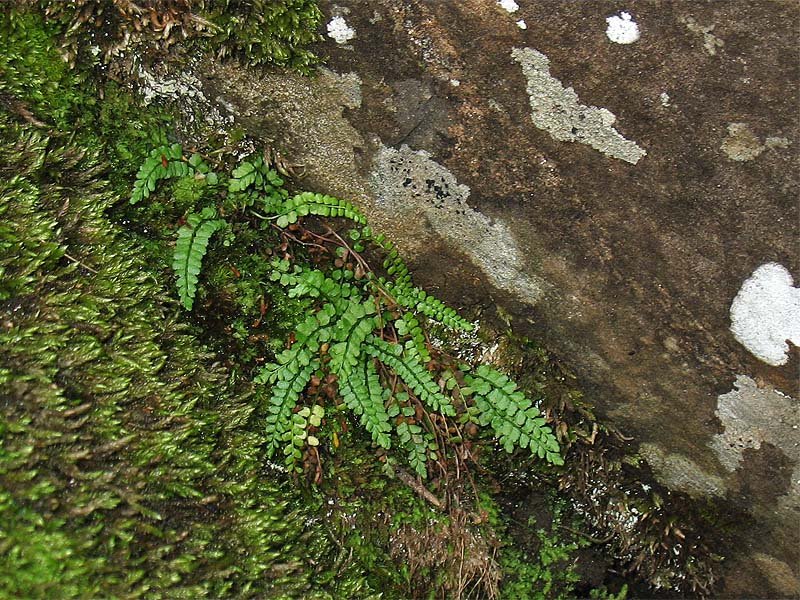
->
364 337 455 417
372 236 474 331
274 191 367 228
131 144 217 204
340 359 393 449
257 348 320 468
395 313 430 364
131 148 564 477
397 420 437 478
172 208 226 310
228 156 283 195
275 264 361 310
462 364 563 465
328 300 379 374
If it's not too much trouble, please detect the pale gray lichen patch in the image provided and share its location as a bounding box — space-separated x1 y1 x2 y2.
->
764 136 791 150
136 63 233 135
721 122 764 161
710 375 799 473
639 443 726 497
680 16 724 56
370 144 548 304
710 375 800 526
511 47 646 164
721 122 792 162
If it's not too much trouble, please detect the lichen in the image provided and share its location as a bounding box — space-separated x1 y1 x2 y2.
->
710 375 799 487
729 262 800 366
370 143 548 303
511 47 646 164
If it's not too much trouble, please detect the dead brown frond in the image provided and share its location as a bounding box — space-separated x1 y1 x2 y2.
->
42 0 217 70
387 477 502 600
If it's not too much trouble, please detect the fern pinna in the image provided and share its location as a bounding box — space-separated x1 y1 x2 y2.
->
131 145 563 478
172 208 226 310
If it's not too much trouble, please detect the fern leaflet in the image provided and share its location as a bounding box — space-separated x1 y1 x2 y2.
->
172 208 226 310
372 236 474 331
340 359 392 449
462 364 563 465
274 191 367 228
259 350 320 467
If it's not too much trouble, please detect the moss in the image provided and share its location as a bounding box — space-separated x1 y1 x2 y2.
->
204 0 323 73
0 9 172 195
0 113 354 598
0 10 89 130
37 0 322 75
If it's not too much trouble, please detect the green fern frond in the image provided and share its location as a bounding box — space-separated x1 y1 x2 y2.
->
373 235 474 331
131 144 216 204
292 305 335 352
328 299 379 377
274 265 360 310
396 420 436 478
278 404 324 471
364 337 455 417
171 209 226 310
228 156 283 194
395 313 430 364
462 364 563 465
260 350 320 466
274 191 367 228
129 147 564 476
386 279 474 331
340 359 392 449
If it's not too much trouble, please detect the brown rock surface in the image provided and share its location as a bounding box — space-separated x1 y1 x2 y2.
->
199 1 798 596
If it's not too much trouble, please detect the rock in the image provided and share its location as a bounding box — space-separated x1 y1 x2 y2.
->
195 1 798 595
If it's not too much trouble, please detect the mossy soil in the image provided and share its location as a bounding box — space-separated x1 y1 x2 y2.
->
0 7 371 598
0 5 719 599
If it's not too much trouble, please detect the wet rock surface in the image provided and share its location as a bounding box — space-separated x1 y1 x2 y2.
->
198 1 797 596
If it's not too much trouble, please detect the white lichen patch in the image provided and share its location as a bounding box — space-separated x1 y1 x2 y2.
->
659 92 671 107
710 375 800 525
511 47 646 164
137 67 205 105
516 19 528 30
327 16 355 44
605 11 641 45
370 144 547 304
710 375 800 472
497 0 519 13
136 64 233 133
730 263 800 366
